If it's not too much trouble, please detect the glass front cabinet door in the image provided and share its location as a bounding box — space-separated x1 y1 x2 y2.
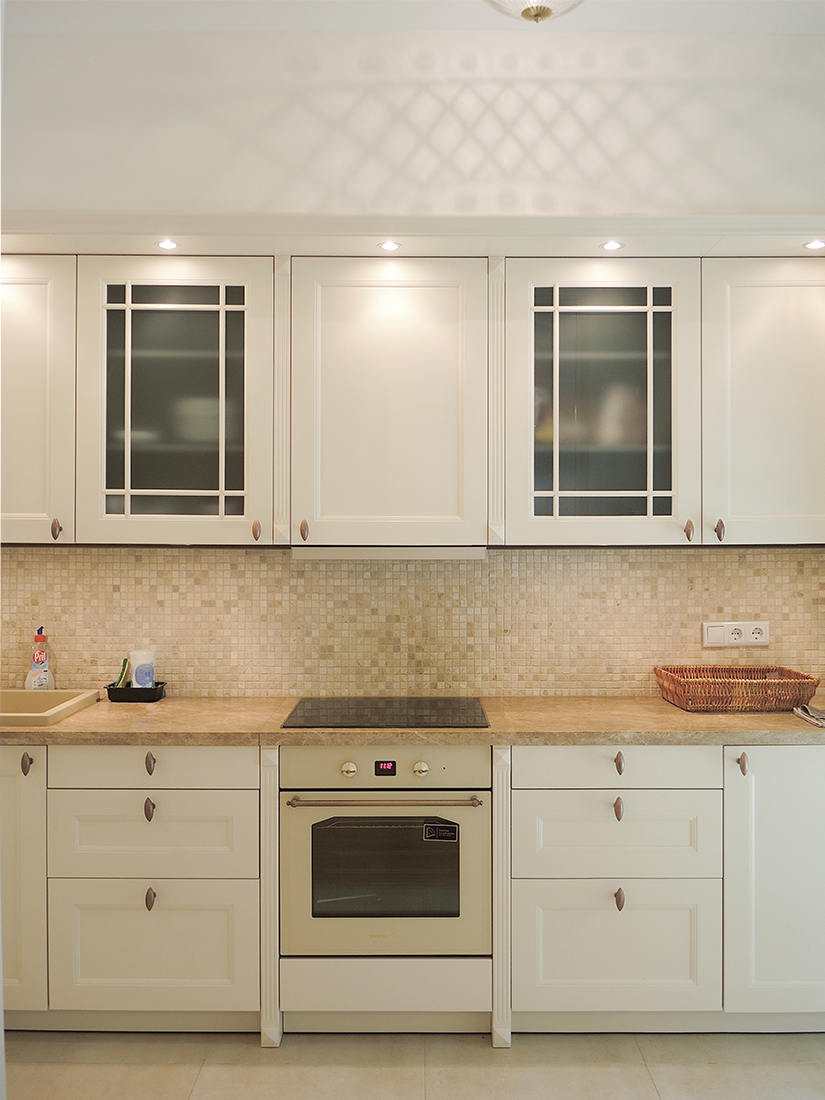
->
76 256 278 544
504 258 701 545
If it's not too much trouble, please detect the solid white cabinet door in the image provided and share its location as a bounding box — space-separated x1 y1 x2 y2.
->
48 788 259 879
512 878 722 1012
75 255 277 545
505 258 701 546
702 258 825 544
0 747 48 1010
512 788 722 879
291 256 488 546
48 878 260 1011
1 255 76 543
724 745 825 1012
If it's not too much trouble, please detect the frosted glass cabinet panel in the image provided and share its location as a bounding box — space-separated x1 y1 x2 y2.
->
702 257 825 544
505 259 701 545
1 255 76 543
76 256 277 544
291 257 488 546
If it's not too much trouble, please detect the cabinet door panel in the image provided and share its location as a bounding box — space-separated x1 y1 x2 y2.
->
76 255 276 545
1 256 76 543
512 788 722 879
702 258 825 544
0 746 48 1010
512 878 721 1012
291 257 488 546
48 788 259 878
48 878 260 1011
48 744 259 790
725 745 825 1011
505 257 701 545
512 745 722 790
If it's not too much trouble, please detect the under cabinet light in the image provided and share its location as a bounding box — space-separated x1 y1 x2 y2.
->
157 239 178 250
602 240 623 251
380 240 401 251
805 239 825 250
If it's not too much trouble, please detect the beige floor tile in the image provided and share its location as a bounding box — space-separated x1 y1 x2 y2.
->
647 1062 825 1100
425 1063 661 1100
636 1031 825 1065
189 1063 425 1100
205 1030 425 1066
425 1031 645 1066
4 1029 210 1066
5 1062 201 1100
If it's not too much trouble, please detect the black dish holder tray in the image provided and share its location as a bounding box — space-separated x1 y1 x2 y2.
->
106 681 166 703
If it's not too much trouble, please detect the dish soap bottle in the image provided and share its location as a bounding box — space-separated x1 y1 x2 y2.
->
25 627 55 690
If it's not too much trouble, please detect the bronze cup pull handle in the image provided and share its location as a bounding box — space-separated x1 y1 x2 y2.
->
144 797 156 822
614 751 625 776
145 752 156 776
21 752 34 776
737 752 749 776
613 796 624 822
614 887 626 912
145 887 157 912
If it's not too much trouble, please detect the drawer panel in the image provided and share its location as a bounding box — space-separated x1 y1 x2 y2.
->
512 745 722 790
48 745 259 790
512 877 722 1013
48 877 260 1012
512 788 722 879
48 789 259 878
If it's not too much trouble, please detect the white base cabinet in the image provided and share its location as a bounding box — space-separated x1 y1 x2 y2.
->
511 745 723 1017
1 746 48 1011
724 745 825 1012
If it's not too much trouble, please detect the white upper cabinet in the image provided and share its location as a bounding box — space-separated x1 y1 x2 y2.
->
504 258 702 546
1 255 77 543
291 257 488 547
76 256 279 545
702 257 825 545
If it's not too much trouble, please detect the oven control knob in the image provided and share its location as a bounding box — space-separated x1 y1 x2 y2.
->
412 760 430 777
341 761 358 778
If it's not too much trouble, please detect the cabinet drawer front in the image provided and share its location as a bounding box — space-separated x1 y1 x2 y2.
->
513 788 722 879
48 745 259 790
48 878 260 1012
47 789 259 878
512 878 722 1013
512 745 722 790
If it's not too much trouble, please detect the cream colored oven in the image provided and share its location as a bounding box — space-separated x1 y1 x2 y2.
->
279 745 492 957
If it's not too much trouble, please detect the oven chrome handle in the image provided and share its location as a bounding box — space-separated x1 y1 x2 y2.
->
285 796 484 808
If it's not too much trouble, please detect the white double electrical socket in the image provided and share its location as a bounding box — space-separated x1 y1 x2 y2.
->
702 621 770 648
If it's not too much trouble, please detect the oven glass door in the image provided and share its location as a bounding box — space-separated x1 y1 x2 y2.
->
280 791 491 956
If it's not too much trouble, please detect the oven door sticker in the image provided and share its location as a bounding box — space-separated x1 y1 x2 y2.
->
423 823 458 842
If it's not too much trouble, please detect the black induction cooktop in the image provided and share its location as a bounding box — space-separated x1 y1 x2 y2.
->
281 696 489 729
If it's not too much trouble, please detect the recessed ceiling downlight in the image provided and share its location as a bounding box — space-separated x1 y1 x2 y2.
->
602 240 623 251
158 239 178 250
805 239 825 250
380 241 401 251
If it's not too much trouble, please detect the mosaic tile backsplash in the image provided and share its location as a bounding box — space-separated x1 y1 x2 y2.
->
1 546 823 697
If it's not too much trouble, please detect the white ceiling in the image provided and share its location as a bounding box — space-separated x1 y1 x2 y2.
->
3 1 825 257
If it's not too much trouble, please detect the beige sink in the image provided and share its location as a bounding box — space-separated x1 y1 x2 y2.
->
0 688 100 726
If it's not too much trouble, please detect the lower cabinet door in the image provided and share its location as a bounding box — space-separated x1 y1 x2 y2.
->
48 878 260 1011
1 746 48 1010
512 878 722 1013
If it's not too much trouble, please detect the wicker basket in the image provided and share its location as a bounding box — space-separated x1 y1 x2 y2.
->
654 665 820 713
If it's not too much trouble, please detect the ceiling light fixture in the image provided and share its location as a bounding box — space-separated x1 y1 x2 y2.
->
805 239 825 250
602 240 623 251
157 239 178 250
380 240 401 251
484 0 584 24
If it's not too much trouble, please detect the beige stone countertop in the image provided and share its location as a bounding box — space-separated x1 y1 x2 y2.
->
1 693 824 746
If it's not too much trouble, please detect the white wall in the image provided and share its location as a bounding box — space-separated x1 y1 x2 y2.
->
2 9 824 231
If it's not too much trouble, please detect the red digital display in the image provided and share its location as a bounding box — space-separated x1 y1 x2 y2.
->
374 760 397 776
